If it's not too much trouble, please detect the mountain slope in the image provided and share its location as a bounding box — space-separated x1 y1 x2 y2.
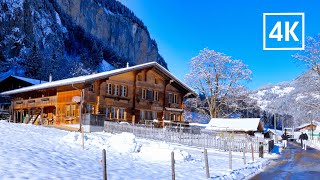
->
0 0 167 81
251 69 320 126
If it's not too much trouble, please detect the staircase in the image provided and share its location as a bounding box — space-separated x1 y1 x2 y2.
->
25 110 41 124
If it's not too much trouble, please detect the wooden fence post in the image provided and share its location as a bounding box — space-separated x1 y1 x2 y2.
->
229 140 232 170
251 142 254 162
171 151 175 180
243 142 247 165
102 149 107 180
259 142 263 158
204 149 210 178
81 126 84 150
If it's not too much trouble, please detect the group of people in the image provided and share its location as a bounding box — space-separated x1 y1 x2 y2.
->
299 132 308 150
281 131 309 150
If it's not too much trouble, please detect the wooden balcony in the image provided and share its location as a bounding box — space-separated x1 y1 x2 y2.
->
13 96 57 109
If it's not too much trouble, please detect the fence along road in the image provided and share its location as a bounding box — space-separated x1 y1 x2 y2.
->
104 121 268 153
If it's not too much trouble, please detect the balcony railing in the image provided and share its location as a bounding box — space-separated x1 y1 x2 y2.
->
13 96 57 109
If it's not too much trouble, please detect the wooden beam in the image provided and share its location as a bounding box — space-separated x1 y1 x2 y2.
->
132 71 139 118
40 107 43 125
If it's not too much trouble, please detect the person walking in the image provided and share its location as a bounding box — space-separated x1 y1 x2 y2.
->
302 132 308 150
281 132 288 149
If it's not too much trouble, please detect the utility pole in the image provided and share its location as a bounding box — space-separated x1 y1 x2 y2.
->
308 111 312 140
281 116 284 133
274 113 277 143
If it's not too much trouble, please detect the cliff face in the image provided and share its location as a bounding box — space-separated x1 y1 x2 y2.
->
0 0 167 81
56 0 160 66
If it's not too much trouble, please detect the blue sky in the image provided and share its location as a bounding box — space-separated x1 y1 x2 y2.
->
122 0 320 90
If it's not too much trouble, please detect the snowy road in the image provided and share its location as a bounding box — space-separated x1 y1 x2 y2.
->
251 142 320 180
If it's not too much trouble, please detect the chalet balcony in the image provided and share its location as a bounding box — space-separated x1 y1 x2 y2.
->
13 96 57 109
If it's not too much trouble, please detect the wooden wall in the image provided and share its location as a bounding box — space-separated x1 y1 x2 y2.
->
56 90 81 124
82 69 186 124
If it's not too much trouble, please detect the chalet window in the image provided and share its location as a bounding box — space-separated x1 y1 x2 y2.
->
146 111 152 120
89 84 95 92
114 85 119 96
152 112 157 120
140 110 145 120
119 108 125 119
111 107 117 119
165 113 170 120
154 91 159 101
141 89 147 99
147 90 153 100
121 85 127 97
86 104 93 114
173 94 177 104
106 107 110 119
107 83 112 95
66 105 71 117
168 93 173 103
71 105 76 116
171 114 177 121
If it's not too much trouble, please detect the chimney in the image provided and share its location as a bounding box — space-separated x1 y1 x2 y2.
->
126 62 129 68
49 72 52 82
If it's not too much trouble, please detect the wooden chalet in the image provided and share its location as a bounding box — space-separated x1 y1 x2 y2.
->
295 123 317 132
1 62 196 132
0 75 46 117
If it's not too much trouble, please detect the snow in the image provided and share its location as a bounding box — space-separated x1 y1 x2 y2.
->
103 8 115 16
206 118 261 131
0 121 272 179
270 86 295 97
11 75 46 85
250 86 295 110
97 60 115 72
55 11 68 33
1 62 195 96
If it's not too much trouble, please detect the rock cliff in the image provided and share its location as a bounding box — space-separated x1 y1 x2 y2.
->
0 0 167 80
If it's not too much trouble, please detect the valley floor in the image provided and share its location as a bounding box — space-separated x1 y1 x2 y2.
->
0 121 274 179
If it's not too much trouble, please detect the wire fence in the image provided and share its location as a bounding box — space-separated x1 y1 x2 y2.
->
104 121 268 153
308 135 320 146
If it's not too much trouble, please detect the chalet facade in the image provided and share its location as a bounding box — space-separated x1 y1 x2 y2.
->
0 75 46 116
1 62 196 131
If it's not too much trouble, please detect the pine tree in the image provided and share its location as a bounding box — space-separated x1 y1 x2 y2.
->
24 45 43 80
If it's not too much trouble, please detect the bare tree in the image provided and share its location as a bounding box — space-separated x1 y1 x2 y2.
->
293 34 320 75
185 48 252 118
293 34 320 113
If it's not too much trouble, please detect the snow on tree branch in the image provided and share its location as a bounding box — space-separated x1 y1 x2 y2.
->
292 34 320 75
185 48 252 118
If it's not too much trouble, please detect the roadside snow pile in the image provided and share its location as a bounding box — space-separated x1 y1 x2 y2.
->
138 142 191 161
108 132 141 153
62 132 140 152
61 131 109 149
62 132 191 160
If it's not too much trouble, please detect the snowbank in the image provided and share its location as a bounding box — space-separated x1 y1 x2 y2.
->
138 142 191 161
0 121 272 179
108 132 140 153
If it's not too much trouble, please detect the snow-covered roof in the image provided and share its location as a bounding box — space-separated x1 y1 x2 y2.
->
0 62 196 96
0 75 46 85
11 75 47 85
295 121 319 130
205 118 263 132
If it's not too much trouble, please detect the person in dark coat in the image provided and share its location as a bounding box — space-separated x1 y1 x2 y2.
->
282 132 288 149
302 132 308 150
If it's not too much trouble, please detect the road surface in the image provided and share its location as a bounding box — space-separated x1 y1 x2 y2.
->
251 141 320 180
